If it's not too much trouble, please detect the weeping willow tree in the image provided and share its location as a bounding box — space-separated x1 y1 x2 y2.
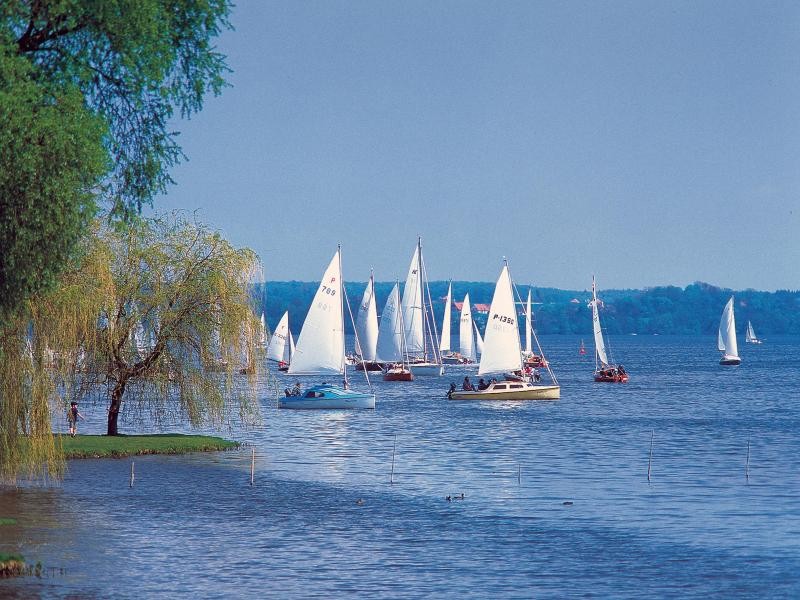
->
0 214 262 481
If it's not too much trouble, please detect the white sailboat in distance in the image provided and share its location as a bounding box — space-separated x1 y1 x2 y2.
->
718 296 741 365
745 320 763 345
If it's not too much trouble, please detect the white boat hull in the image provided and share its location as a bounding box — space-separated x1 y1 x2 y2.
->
449 382 560 401
409 363 445 376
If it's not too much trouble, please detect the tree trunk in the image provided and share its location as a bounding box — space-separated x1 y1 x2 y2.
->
107 379 127 436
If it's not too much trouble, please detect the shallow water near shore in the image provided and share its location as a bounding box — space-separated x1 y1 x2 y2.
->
2 335 799 598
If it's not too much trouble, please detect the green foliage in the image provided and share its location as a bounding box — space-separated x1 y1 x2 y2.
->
0 46 108 322
59 433 238 458
0 0 232 320
0 214 261 481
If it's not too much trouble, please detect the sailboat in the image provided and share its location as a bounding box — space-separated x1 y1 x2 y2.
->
377 282 414 381
354 272 382 371
745 320 763 345
718 296 741 365
591 276 629 382
266 311 294 370
473 321 484 357
259 312 268 348
521 287 548 368
458 293 478 364
449 261 560 401
401 238 444 376
440 281 462 364
579 339 586 355
279 248 376 409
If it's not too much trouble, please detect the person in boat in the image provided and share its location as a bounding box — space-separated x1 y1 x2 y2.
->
462 376 474 391
533 368 541 382
618 365 626 375
291 381 302 396
447 382 457 398
342 379 350 390
477 378 488 390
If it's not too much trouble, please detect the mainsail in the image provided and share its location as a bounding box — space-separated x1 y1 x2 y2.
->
288 250 345 375
266 311 290 363
478 265 523 376
459 293 476 361
401 244 425 355
376 283 405 363
355 274 378 361
718 296 739 358
591 276 609 367
439 281 452 353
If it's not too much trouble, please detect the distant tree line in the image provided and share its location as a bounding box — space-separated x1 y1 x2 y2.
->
254 281 800 337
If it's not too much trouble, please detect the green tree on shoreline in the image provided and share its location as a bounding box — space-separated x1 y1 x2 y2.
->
1 0 232 321
0 214 262 482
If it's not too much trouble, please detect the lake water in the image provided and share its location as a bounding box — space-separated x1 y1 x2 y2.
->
2 335 799 598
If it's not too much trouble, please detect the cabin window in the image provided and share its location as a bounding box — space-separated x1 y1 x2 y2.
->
494 384 506 390
510 384 523 389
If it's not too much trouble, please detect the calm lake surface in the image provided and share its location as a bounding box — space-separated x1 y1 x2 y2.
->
2 335 799 598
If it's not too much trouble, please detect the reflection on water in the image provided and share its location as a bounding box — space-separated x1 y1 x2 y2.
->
1 335 800 598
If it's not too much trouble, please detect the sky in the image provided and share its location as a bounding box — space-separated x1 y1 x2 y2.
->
153 0 800 291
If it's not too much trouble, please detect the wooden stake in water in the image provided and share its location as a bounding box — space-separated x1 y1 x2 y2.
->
390 434 397 484
250 447 255 486
647 430 654 482
130 461 135 488
746 436 751 482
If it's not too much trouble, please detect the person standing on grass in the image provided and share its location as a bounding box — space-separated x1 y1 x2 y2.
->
67 401 84 437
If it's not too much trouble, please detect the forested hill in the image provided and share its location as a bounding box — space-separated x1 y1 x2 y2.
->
254 281 800 337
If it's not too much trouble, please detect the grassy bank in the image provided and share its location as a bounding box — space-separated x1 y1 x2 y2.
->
58 434 239 458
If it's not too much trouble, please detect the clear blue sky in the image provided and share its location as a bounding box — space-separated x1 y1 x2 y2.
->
154 0 800 291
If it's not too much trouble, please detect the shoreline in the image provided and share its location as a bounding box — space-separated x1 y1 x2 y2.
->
59 433 239 459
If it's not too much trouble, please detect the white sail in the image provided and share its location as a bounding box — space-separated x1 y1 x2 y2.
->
288 251 345 375
376 283 404 363
718 296 739 358
259 312 267 347
459 293 475 361
525 288 532 354
591 276 609 367
266 311 289 362
474 320 484 355
355 274 378 361
401 243 425 355
288 330 295 363
745 320 758 343
439 281 452 352
478 265 523 376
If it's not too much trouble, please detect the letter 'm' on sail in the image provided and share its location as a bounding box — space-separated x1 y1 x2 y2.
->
459 293 475 361
355 275 378 362
478 266 522 375
288 251 345 375
376 283 404 363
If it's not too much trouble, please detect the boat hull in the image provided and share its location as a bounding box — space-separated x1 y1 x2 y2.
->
409 363 445 376
720 355 741 365
449 382 560 401
278 384 375 409
355 361 384 372
594 373 629 383
383 369 414 382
